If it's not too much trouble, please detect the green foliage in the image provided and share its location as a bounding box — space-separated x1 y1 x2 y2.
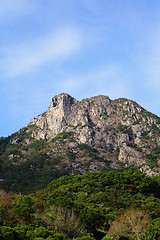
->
75 236 95 240
146 154 158 169
139 218 160 239
156 118 160 124
0 226 19 240
0 225 68 240
127 143 143 152
30 139 47 151
146 147 160 169
14 196 34 223
34 227 51 238
67 149 76 161
1 169 160 239
79 144 98 153
0 136 11 155
14 224 33 239
51 131 74 142
102 235 114 240
37 169 160 238
78 144 102 160
117 124 133 140
141 131 150 138
0 134 69 193
115 147 120 160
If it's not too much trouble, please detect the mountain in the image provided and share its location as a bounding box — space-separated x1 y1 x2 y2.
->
0 93 160 193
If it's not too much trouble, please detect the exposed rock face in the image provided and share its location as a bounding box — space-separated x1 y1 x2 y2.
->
30 93 112 143
27 93 160 176
30 93 78 139
2 93 153 177
118 144 145 166
140 165 159 176
2 92 160 193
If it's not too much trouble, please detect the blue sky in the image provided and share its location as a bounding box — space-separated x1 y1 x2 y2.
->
1 0 160 137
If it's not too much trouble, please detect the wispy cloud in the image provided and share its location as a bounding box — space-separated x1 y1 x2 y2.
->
0 0 32 21
0 27 83 77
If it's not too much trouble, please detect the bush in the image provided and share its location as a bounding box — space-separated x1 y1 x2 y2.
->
102 235 114 240
14 195 34 223
0 226 19 240
75 236 95 240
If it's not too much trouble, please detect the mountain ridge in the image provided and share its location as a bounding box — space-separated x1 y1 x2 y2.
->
0 93 160 192
28 92 160 174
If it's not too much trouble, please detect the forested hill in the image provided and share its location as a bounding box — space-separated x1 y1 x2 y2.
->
0 169 160 239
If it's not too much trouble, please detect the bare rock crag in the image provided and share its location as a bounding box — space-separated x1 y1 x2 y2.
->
28 93 160 176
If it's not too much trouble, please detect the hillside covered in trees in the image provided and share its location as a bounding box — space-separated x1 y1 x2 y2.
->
0 169 160 239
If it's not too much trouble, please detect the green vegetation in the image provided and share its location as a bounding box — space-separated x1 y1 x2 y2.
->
127 143 143 152
0 135 68 193
79 144 98 153
1 96 160 239
0 225 68 240
145 147 160 169
51 131 75 142
0 130 80 193
146 154 158 169
78 144 104 161
0 170 160 239
67 149 76 161
117 124 133 141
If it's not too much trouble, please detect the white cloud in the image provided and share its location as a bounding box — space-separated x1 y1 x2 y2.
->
0 27 83 77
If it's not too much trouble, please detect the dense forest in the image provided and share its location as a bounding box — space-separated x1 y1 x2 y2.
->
0 169 160 239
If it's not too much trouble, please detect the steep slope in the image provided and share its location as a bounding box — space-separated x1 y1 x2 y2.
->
0 93 160 192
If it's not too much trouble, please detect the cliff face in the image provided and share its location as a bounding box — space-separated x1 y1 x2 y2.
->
28 93 160 173
30 93 78 138
30 93 111 142
1 93 160 192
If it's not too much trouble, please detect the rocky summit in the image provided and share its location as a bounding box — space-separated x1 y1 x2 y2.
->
29 93 160 174
1 93 160 192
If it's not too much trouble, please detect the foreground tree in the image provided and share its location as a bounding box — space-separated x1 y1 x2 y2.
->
35 206 86 238
108 209 149 240
0 189 15 226
13 195 34 224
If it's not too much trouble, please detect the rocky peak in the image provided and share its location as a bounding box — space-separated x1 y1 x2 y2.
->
46 93 78 133
27 93 160 176
30 93 112 140
30 93 78 138
49 93 78 112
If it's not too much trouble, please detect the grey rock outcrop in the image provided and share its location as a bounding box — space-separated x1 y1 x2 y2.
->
28 93 160 176
30 93 112 144
118 144 145 166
